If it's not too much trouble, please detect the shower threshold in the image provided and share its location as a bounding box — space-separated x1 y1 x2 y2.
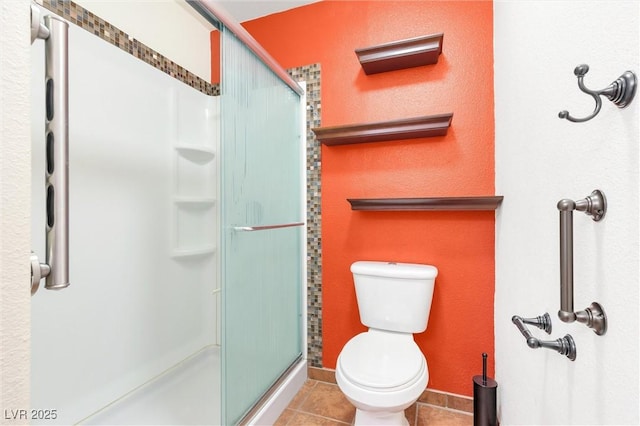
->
81 345 220 425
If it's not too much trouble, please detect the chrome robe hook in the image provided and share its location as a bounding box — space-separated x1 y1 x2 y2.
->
559 64 637 123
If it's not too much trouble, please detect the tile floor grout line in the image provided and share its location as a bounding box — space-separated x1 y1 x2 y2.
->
411 403 418 425
286 406 350 425
295 379 318 410
294 410 352 425
421 402 473 416
296 380 355 425
281 409 291 426
283 379 320 426
280 380 320 426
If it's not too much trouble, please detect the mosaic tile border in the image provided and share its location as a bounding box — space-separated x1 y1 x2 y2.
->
41 0 219 96
40 0 324 368
288 64 323 368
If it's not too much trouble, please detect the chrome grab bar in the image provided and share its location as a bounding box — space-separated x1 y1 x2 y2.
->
30 6 70 295
233 222 305 232
557 190 607 335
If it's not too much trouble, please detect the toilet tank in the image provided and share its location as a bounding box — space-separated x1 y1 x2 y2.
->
351 261 438 333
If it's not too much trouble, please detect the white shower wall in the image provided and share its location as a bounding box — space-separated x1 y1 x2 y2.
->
72 0 212 82
495 1 639 424
30 10 220 424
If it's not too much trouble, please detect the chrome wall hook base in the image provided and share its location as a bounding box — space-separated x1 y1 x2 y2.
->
559 64 637 123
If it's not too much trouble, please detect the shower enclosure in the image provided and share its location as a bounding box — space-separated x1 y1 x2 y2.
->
30 2 306 425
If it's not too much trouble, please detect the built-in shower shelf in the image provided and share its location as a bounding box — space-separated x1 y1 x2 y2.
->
356 33 444 75
312 113 453 146
171 245 217 258
173 197 216 206
347 196 504 211
175 145 216 163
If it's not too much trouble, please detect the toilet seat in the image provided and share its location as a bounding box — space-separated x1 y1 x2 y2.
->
338 331 425 391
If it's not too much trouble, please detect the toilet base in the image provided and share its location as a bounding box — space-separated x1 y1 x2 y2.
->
354 408 409 426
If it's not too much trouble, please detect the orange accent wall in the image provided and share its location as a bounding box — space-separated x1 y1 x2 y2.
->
235 1 494 397
210 30 220 84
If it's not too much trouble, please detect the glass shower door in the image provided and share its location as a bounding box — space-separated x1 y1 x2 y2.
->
220 29 304 425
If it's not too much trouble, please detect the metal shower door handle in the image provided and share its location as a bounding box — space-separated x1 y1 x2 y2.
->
233 222 305 232
31 7 70 295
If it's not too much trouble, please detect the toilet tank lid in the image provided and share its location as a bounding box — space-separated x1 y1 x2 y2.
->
351 261 438 279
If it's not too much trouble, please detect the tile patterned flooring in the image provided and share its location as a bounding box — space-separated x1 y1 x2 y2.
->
275 379 473 426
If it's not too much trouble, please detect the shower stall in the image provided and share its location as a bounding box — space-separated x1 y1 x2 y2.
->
30 2 306 424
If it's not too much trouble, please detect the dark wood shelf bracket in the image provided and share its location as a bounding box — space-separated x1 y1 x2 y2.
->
312 113 453 146
347 196 504 211
356 33 444 75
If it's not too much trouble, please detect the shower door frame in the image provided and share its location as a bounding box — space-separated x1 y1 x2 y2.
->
189 1 309 422
232 83 308 425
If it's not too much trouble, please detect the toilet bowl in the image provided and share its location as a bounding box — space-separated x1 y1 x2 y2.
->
336 330 428 425
336 261 437 426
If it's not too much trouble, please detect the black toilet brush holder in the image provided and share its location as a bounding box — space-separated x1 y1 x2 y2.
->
473 353 497 426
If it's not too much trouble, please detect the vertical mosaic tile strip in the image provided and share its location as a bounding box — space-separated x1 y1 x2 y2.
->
288 64 322 368
41 0 324 368
41 0 219 96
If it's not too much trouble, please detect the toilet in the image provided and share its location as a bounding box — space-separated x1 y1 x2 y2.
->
336 261 438 425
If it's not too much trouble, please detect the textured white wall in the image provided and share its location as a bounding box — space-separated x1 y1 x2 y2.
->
72 0 212 82
495 1 639 424
0 0 31 421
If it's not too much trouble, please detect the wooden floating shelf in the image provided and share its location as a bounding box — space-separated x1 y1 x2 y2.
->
347 196 504 211
312 113 453 146
356 33 444 75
